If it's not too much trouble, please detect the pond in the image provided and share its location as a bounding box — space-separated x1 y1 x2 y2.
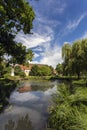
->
0 80 59 130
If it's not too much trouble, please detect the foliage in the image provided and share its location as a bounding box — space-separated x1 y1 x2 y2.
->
0 60 6 77
14 66 26 77
0 0 35 76
24 49 34 66
0 0 35 35
48 84 87 130
38 66 52 76
72 79 87 87
62 39 87 78
30 65 52 76
29 65 40 76
56 63 63 75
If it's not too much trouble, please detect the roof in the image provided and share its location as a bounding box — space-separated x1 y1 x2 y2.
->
18 63 47 70
18 65 29 70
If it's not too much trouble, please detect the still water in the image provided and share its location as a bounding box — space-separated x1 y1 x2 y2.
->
0 80 58 130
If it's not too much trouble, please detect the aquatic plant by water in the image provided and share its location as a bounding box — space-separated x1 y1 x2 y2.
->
48 83 87 130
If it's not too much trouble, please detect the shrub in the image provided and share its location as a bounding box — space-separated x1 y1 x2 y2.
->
48 84 87 130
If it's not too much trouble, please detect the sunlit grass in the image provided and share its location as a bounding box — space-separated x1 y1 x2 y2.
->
48 84 87 130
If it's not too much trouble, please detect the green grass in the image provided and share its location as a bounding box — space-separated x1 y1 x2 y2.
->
48 83 87 130
72 79 87 87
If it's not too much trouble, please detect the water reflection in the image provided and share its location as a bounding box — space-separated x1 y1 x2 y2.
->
5 115 33 130
0 80 58 130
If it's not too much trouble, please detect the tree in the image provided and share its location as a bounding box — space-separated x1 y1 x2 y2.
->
0 0 35 62
30 65 39 76
62 43 72 62
62 39 87 78
71 40 83 79
62 43 72 76
56 63 63 75
81 39 87 74
38 66 52 76
0 1 35 77
14 66 26 77
30 65 52 76
24 49 34 66
8 43 34 77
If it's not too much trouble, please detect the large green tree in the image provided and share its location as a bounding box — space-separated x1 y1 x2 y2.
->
56 63 63 75
24 49 34 66
0 0 35 76
30 65 40 76
0 0 35 60
62 39 87 78
62 43 72 76
71 40 84 79
30 65 52 76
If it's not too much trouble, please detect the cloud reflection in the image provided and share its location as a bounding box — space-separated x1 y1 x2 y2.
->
10 85 57 104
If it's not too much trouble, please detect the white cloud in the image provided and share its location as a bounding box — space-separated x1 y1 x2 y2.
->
15 31 52 48
81 31 87 39
14 4 64 69
32 47 43 52
53 3 66 14
34 53 40 58
15 27 62 68
67 13 87 30
30 42 63 68
37 15 60 28
56 12 87 42
10 91 40 102
10 85 57 103
39 44 62 68
43 0 67 14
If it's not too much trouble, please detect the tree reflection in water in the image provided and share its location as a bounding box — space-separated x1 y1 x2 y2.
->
5 114 33 130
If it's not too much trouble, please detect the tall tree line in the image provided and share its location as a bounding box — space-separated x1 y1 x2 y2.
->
56 39 87 79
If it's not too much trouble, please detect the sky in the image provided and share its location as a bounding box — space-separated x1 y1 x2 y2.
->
15 0 87 68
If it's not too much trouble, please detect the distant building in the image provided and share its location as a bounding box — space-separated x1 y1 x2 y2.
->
11 68 15 76
19 65 30 76
18 64 47 76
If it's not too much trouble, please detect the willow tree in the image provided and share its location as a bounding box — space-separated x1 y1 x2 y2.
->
62 43 72 76
62 43 72 61
62 39 87 79
71 40 84 79
81 39 87 75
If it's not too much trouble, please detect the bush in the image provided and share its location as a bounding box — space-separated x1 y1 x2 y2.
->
30 65 52 76
15 66 26 77
72 79 87 87
48 84 87 130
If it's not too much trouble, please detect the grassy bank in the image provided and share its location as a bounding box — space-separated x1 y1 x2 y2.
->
17 76 52 81
47 83 87 130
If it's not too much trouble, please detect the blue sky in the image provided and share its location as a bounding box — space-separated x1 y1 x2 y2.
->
15 0 87 68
